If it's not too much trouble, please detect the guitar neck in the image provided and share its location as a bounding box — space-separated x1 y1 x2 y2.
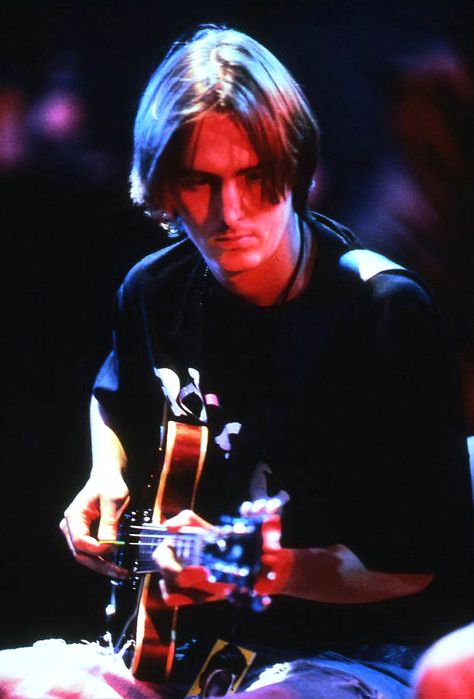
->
117 513 265 589
129 525 204 574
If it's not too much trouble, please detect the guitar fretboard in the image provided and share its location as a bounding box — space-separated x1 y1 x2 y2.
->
128 524 204 574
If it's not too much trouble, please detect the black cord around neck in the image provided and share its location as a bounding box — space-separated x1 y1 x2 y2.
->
276 215 305 305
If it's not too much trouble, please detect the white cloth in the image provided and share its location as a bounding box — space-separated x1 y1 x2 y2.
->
0 638 161 699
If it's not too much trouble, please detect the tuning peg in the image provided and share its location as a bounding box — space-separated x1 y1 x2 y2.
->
225 588 272 612
250 594 272 613
239 501 253 516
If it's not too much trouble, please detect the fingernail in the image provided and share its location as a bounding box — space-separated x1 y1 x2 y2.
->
252 498 267 513
240 501 252 515
267 497 282 512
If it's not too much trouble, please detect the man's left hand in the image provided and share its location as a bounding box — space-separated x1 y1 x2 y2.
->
152 509 234 606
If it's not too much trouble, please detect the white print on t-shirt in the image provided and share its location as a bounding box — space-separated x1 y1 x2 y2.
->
215 422 242 460
153 367 243 458
154 366 207 422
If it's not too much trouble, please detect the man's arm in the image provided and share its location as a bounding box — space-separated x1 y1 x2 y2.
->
61 393 433 602
252 500 434 603
154 503 433 606
259 542 433 604
59 396 130 578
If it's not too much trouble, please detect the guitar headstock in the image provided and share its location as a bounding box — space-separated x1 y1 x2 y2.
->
203 516 263 582
201 513 271 612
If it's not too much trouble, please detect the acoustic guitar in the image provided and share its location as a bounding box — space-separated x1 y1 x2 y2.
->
105 419 268 683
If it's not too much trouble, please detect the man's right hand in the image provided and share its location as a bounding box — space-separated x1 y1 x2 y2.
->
59 473 130 579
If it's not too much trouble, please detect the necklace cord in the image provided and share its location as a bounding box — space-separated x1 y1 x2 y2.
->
277 215 305 305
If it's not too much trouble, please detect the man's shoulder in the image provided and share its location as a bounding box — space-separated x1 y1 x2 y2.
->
366 267 434 307
121 237 199 294
307 211 360 251
307 211 434 308
340 248 435 308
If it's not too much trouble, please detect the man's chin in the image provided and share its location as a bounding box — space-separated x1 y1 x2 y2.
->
209 251 261 277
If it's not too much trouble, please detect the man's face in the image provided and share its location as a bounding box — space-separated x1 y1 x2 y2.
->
166 113 294 280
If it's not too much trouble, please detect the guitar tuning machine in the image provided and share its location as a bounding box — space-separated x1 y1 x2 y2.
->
250 594 272 613
227 589 272 613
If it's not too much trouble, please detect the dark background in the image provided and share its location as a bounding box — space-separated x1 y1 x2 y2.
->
1 0 473 649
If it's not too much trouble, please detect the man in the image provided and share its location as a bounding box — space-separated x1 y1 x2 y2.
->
60 26 472 697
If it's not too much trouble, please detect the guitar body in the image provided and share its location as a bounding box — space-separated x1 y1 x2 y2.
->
109 419 209 683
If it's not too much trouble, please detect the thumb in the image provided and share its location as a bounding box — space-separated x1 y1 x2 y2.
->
97 489 130 541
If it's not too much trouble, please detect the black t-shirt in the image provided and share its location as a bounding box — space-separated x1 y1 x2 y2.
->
94 212 473 649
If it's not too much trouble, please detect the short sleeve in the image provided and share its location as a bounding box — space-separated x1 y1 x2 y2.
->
92 274 164 472
338 272 473 581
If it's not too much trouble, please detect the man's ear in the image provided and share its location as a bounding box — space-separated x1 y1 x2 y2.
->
155 187 183 237
162 188 177 219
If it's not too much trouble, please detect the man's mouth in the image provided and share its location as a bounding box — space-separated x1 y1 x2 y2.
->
213 233 255 249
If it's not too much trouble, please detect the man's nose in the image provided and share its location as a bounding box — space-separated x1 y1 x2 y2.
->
220 179 244 227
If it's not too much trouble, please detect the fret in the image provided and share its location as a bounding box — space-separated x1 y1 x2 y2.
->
125 524 204 573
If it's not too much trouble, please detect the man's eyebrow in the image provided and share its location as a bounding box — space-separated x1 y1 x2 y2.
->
176 168 217 179
238 164 263 175
176 164 262 178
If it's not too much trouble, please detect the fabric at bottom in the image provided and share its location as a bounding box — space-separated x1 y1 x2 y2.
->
0 640 415 699
237 655 412 699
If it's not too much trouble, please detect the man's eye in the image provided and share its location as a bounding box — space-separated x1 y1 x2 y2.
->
179 178 209 191
245 171 262 183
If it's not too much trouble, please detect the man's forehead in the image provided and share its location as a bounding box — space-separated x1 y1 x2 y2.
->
180 112 259 172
